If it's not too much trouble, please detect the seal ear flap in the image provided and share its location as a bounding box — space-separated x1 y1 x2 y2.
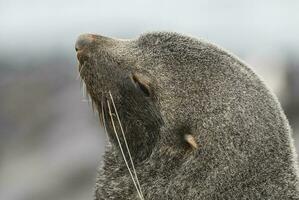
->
184 134 198 150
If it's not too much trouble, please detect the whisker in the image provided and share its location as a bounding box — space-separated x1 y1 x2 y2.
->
108 91 145 199
101 96 109 139
76 61 86 80
82 82 86 98
81 99 91 102
76 65 81 80
80 81 92 102
91 98 96 114
106 99 144 200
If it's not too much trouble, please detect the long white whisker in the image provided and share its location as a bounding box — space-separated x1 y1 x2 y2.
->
82 82 86 98
82 92 92 103
101 98 110 140
108 91 145 199
81 99 91 102
106 100 144 200
76 62 86 80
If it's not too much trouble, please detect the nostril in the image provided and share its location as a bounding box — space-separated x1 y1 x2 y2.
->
75 47 79 52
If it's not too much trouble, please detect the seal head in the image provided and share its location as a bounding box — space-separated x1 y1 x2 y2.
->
75 32 299 199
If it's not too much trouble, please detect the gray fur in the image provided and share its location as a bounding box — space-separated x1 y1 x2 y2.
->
76 32 299 199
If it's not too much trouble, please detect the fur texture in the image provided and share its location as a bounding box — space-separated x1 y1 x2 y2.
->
75 32 299 199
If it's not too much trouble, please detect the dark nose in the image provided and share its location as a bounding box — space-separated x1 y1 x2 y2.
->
75 34 95 51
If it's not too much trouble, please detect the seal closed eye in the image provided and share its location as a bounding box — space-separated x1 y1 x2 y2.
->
75 32 299 199
132 73 151 97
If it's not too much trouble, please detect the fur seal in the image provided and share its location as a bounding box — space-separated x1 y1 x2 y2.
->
75 32 299 199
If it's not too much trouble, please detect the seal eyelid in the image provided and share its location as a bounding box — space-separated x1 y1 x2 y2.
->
132 73 151 97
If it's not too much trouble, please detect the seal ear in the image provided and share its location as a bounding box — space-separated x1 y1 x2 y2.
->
184 134 198 149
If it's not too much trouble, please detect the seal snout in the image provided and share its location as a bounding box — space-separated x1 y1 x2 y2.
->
75 34 95 52
75 34 97 64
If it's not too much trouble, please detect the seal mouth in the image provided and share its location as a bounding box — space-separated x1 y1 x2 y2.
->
76 49 90 67
76 58 115 130
99 94 114 128
76 50 84 64
77 59 87 76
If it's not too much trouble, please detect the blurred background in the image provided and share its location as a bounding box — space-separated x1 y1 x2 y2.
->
0 0 298 200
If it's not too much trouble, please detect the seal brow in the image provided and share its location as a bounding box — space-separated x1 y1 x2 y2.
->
106 98 144 200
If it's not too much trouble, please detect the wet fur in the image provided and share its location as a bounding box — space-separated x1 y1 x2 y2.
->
77 32 299 199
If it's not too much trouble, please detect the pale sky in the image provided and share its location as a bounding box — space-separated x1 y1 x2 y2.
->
0 0 299 54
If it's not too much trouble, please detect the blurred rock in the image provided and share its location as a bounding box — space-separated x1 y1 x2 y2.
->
0 55 106 200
